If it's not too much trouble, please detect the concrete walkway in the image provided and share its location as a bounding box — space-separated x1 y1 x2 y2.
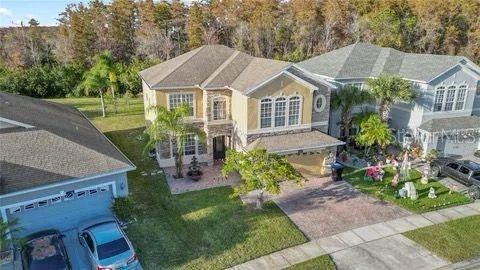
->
228 202 480 270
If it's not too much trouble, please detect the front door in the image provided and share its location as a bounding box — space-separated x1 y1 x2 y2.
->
213 136 226 160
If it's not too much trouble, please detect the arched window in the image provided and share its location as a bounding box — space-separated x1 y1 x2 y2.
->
444 85 456 111
433 86 445 112
455 85 467 110
274 97 287 127
288 96 301 125
260 98 273 128
314 94 326 112
212 97 227 120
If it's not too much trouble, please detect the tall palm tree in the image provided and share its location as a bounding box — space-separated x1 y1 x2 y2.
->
331 85 373 138
144 103 205 178
79 51 118 117
367 74 415 123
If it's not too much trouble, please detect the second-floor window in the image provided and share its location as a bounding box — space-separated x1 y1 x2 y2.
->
260 98 273 128
433 84 468 112
213 98 227 120
260 96 301 129
274 97 286 127
455 85 467 110
169 93 194 116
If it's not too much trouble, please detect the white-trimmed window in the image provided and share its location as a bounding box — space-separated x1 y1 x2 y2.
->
38 200 48 207
99 186 109 192
51 196 62 204
288 96 301 125
260 98 273 128
455 85 467 110
183 134 196 156
212 98 227 120
314 95 326 112
346 82 363 90
274 97 287 127
76 191 87 198
24 203 35 211
9 206 21 214
168 93 194 116
64 191 75 201
444 85 456 111
433 86 445 112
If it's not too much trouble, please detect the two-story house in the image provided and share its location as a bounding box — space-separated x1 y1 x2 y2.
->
139 45 344 175
296 43 480 157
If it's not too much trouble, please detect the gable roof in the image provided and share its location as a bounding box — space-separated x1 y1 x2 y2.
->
139 45 291 93
296 43 470 82
0 93 135 195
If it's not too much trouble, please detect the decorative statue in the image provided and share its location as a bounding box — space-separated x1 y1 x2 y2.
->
187 156 203 181
428 187 437 199
391 171 400 187
421 163 430 184
404 182 418 200
400 151 411 182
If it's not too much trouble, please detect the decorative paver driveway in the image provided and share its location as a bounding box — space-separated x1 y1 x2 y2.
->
259 177 410 239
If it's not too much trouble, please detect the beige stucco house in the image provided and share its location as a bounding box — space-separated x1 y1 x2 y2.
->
139 45 344 176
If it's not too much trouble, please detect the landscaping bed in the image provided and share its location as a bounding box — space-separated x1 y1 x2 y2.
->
285 255 336 270
343 166 472 213
403 215 480 263
53 98 307 269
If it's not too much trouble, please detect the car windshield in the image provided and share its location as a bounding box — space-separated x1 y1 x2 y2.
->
24 234 67 270
473 172 480 180
97 238 130 260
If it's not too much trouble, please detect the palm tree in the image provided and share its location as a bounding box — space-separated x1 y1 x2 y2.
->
79 51 118 117
356 114 392 155
1 218 22 251
367 74 415 123
144 103 205 178
331 85 373 138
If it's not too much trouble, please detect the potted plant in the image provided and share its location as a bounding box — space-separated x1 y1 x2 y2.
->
187 156 202 181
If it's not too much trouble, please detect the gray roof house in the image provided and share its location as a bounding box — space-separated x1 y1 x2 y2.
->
0 92 135 235
296 42 480 158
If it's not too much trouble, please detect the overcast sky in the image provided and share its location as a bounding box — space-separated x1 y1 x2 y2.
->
0 0 193 27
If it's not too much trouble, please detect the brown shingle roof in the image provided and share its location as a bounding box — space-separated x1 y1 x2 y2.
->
0 93 135 195
139 45 290 93
246 130 345 153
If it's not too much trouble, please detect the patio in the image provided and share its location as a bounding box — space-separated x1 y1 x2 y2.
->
164 163 241 194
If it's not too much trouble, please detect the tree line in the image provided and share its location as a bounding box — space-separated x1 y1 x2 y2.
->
0 0 479 98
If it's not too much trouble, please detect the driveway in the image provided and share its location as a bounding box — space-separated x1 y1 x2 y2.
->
63 228 91 270
246 177 410 239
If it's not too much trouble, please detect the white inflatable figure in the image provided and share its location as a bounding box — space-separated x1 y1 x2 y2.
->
404 182 418 200
428 187 437 199
421 163 430 184
400 151 411 182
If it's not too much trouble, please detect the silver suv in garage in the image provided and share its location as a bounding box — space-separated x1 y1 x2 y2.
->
434 158 480 186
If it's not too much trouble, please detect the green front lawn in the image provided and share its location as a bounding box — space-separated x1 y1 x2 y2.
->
52 97 307 269
403 215 480 263
343 167 472 213
285 255 336 270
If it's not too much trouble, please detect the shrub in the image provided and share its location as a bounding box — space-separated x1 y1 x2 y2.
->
112 197 136 222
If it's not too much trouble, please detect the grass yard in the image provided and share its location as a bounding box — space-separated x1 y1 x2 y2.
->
284 255 336 270
403 215 480 263
343 166 472 213
52 97 307 269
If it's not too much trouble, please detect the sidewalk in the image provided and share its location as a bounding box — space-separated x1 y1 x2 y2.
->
228 202 480 270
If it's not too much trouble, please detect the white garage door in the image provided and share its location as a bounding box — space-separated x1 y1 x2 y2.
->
6 184 114 235
442 137 480 157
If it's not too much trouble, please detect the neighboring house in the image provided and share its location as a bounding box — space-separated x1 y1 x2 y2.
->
296 43 480 157
139 45 344 175
0 93 135 235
